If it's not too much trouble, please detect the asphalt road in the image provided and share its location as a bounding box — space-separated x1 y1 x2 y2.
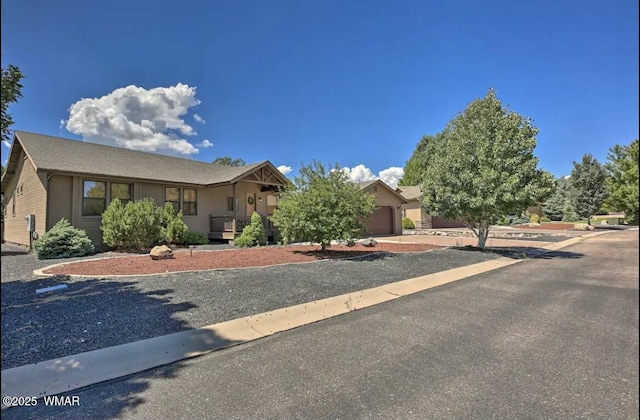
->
6 230 639 419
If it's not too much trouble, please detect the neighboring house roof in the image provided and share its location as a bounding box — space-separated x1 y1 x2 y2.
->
358 180 408 203
1 131 288 192
396 186 422 201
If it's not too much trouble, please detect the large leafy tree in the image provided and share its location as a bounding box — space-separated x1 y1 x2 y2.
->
271 161 376 250
421 89 553 248
212 156 247 166
1 64 24 143
568 154 608 224
398 132 446 186
603 139 638 225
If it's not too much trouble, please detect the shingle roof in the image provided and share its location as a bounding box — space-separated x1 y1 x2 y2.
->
9 131 273 186
357 180 378 189
396 186 422 201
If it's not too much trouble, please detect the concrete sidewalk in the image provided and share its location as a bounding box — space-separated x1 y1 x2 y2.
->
0 230 609 407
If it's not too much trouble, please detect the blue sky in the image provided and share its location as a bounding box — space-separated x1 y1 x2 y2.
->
1 0 638 186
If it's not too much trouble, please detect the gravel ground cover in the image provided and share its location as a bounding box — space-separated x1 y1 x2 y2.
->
41 243 440 276
1 246 502 370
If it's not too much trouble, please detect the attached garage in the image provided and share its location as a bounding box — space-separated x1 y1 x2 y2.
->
358 180 408 236
367 206 394 235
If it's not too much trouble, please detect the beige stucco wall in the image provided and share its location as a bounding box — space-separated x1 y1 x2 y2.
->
401 201 433 228
3 152 47 246
46 176 280 245
362 184 404 235
48 175 73 229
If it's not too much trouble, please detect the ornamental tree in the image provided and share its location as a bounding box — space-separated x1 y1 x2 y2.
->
421 89 553 249
603 139 639 225
212 156 247 166
1 64 24 143
270 161 376 251
568 154 608 224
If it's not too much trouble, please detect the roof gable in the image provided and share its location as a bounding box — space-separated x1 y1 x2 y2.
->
359 180 408 203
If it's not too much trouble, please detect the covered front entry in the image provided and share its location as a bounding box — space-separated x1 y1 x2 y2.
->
366 206 394 235
208 162 288 241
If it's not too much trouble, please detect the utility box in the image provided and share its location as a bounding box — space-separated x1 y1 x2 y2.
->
25 214 35 232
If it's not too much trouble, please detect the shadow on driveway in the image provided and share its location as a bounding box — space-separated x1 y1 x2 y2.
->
451 246 584 260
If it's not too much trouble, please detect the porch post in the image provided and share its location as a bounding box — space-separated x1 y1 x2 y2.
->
232 182 238 236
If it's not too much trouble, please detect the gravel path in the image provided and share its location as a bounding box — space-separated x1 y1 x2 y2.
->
1 245 503 370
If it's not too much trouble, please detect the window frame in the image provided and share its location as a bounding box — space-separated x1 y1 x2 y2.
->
227 196 234 212
182 188 197 216
110 182 133 205
82 180 107 216
164 186 181 213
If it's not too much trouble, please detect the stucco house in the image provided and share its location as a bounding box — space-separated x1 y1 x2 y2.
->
358 180 407 235
396 185 466 229
1 131 289 247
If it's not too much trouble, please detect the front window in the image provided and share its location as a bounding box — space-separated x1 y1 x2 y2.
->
227 197 234 212
83 181 106 216
183 188 197 215
111 183 132 204
165 187 180 213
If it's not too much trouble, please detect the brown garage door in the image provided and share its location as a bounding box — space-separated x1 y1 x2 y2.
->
366 206 393 235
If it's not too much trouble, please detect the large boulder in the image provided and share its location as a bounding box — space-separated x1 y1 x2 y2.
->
150 245 173 260
360 238 377 247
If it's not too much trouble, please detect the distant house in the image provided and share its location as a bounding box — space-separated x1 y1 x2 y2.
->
396 185 466 229
1 131 289 247
358 180 407 235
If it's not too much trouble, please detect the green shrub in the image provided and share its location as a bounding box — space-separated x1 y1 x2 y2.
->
496 215 511 226
540 216 551 223
101 198 188 250
159 204 188 244
235 212 266 247
510 217 529 225
183 231 209 245
34 219 94 259
529 214 540 224
402 217 416 229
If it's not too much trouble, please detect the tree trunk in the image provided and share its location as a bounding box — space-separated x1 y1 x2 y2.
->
477 222 490 249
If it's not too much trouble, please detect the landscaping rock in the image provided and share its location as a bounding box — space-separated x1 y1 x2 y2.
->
150 245 173 260
360 238 377 247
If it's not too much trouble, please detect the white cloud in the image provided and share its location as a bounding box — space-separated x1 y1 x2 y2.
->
277 165 292 175
199 139 213 148
340 164 377 183
193 114 205 124
378 167 404 189
64 83 202 155
341 164 404 189
2 140 11 149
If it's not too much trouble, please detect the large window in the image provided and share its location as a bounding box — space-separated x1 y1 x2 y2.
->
83 181 106 216
183 189 197 215
164 187 181 213
111 183 132 204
